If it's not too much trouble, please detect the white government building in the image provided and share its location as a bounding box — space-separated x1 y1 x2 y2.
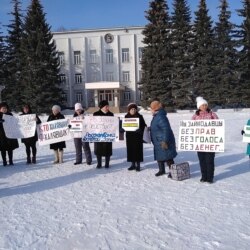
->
53 26 144 111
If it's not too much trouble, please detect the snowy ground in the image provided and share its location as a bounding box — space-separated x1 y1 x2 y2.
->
1 109 250 250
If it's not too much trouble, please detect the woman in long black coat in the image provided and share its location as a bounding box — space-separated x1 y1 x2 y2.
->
93 100 114 168
20 104 41 164
47 105 66 164
0 102 19 166
125 103 146 171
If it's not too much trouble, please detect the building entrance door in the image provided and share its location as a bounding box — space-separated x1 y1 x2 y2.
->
99 90 114 106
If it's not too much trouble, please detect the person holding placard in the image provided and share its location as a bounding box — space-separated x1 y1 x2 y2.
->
241 120 250 158
93 100 114 169
71 103 92 165
150 99 177 177
20 104 41 164
124 103 146 172
0 102 19 166
47 105 66 164
192 97 219 184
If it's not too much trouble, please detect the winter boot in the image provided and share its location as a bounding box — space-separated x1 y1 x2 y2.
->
155 161 166 177
128 162 136 171
53 150 59 164
32 156 36 164
136 162 140 172
105 156 110 168
27 156 31 164
1 151 7 166
8 150 13 165
58 150 64 163
96 155 102 168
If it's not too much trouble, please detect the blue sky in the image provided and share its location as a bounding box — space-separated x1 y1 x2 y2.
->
0 0 244 33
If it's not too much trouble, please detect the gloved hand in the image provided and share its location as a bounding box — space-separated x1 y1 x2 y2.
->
241 130 245 135
68 124 72 129
160 141 168 150
120 128 125 133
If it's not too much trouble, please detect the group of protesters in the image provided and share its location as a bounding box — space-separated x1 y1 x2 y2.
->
1 97 249 184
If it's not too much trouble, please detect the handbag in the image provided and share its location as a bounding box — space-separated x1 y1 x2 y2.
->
170 162 190 181
143 126 151 143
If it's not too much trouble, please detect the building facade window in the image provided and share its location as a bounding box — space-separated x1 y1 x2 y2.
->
139 70 144 82
59 74 67 84
74 51 81 65
58 52 65 65
62 92 68 103
123 91 131 101
105 49 113 63
75 92 83 102
106 72 114 82
75 73 82 84
138 47 144 62
122 48 129 63
122 71 130 82
90 50 97 63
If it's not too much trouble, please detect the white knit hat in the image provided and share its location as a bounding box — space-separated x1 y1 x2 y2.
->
52 105 61 112
196 97 208 109
75 103 83 111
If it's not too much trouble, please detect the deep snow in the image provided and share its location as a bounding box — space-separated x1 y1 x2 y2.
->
0 109 250 250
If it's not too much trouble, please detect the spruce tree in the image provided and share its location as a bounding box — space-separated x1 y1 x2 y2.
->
214 0 239 107
139 0 173 108
192 0 216 105
20 0 62 113
170 0 193 109
4 0 23 110
235 0 250 107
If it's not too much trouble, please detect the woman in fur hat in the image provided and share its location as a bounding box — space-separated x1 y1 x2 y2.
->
20 104 41 164
47 105 66 164
125 103 146 171
192 97 219 183
93 100 114 168
150 99 177 177
0 102 19 166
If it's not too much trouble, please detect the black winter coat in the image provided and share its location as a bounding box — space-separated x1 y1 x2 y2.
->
125 112 146 162
93 109 114 156
20 113 41 145
47 112 66 150
0 112 19 151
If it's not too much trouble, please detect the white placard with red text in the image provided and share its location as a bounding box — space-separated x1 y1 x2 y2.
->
178 119 225 152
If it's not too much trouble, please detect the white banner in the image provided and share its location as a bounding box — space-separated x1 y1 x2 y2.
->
3 114 36 139
122 118 139 131
178 119 225 152
82 116 119 142
37 119 71 146
243 125 250 143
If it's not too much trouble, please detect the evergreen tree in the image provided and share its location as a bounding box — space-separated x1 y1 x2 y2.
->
20 0 62 113
214 0 239 106
192 0 216 105
3 0 23 109
170 0 193 109
139 0 173 108
235 0 250 107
